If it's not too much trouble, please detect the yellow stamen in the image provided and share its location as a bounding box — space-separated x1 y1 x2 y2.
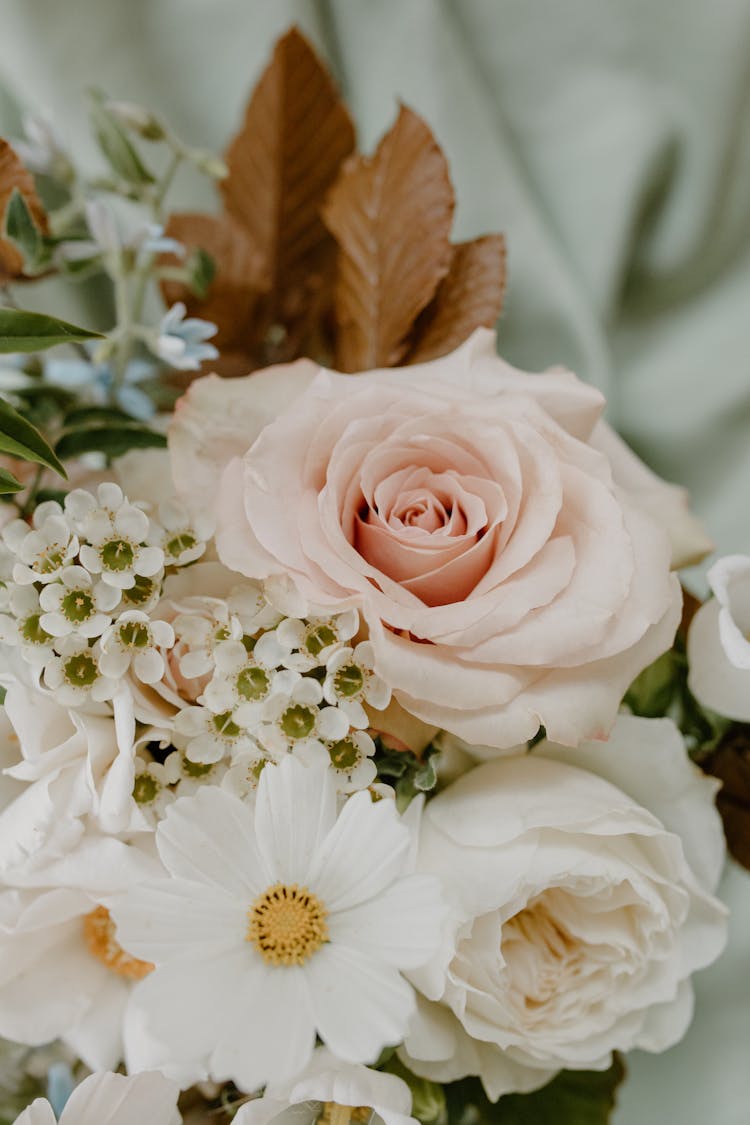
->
247 883 328 966
83 906 154 981
318 1106 373 1125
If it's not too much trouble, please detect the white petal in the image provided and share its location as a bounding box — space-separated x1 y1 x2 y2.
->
111 878 247 964
330 875 445 969
311 792 410 912
156 787 270 897
133 648 165 684
255 757 337 885
60 1065 179 1125
211 964 316 1089
307 943 415 1063
13 1101 57 1125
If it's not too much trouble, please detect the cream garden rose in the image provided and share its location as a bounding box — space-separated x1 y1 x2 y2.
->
400 715 727 1099
170 330 682 749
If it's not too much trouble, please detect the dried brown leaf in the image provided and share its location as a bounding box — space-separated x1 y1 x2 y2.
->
407 234 506 364
160 212 266 355
706 731 750 871
323 105 455 372
221 27 355 319
0 140 48 283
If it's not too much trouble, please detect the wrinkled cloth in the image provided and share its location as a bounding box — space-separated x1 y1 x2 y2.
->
0 1 749 1120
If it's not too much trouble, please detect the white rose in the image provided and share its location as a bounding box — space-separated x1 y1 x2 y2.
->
402 715 727 1099
688 554 750 721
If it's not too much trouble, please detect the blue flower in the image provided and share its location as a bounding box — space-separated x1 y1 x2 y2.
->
153 301 219 371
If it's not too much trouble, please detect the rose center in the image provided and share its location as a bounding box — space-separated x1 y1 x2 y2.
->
247 883 329 966
83 905 153 980
318 1105 373 1125
502 898 584 1009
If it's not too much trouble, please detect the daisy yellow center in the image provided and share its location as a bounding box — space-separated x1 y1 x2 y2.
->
318 1106 373 1125
247 883 329 966
83 906 153 981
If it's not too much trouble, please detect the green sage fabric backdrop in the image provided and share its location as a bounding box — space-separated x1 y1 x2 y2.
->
0 1 748 1120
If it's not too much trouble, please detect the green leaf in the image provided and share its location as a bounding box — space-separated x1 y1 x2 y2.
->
55 423 166 461
186 246 216 299
0 397 66 476
0 308 103 353
624 649 680 718
89 90 155 185
4 188 47 272
445 1057 626 1125
64 405 135 427
0 467 22 494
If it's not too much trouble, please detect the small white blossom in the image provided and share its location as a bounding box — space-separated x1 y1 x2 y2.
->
171 599 242 681
274 608 359 671
324 641 391 727
132 751 182 825
173 704 261 764
202 635 297 719
67 485 164 590
99 610 175 684
228 581 283 634
39 565 121 638
148 498 211 567
4 503 78 586
0 584 56 667
259 677 350 757
299 728 378 794
43 636 117 705
174 752 229 799
222 744 277 800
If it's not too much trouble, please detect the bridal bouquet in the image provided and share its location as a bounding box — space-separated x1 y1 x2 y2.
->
0 27 744 1125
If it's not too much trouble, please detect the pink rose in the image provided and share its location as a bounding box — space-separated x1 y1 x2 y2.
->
170 331 681 748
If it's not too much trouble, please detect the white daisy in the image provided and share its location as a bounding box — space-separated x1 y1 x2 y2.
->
324 642 391 728
12 1070 179 1125
233 1047 417 1125
112 756 445 1091
148 498 211 568
39 566 122 639
99 611 175 685
0 838 157 1072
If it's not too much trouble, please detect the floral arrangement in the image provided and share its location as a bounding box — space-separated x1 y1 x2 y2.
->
0 27 745 1125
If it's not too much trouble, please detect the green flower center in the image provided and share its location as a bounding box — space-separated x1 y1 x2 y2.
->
21 613 51 645
280 704 316 740
165 531 196 558
118 621 151 649
304 624 337 657
100 538 135 572
182 758 214 779
61 589 95 623
63 651 98 687
237 665 270 701
37 546 66 575
133 773 159 804
212 711 241 739
329 738 361 771
122 574 158 607
333 663 365 698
